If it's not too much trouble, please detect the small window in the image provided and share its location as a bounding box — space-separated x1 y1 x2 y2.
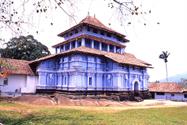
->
109 45 114 52
88 77 92 85
93 28 98 33
64 76 67 85
69 32 73 36
77 40 81 47
156 92 165 95
102 43 107 51
100 31 104 35
94 41 99 49
87 26 90 31
65 34 69 38
75 29 78 34
184 94 187 98
116 36 122 41
85 39 91 48
71 41 75 49
49 73 54 80
171 94 175 96
116 47 121 53
65 44 70 50
3 78 8 85
107 33 111 37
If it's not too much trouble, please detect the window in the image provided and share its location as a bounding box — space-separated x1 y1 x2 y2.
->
109 45 114 52
77 40 81 47
93 28 98 33
3 78 8 85
88 77 92 85
171 94 175 96
24 77 27 87
107 33 111 37
132 66 135 70
94 41 99 49
65 44 70 50
75 29 78 34
87 26 90 31
117 37 122 42
69 32 73 36
102 43 107 51
100 31 104 35
71 41 75 49
184 94 187 98
85 39 91 48
60 45 64 52
116 47 121 53
107 74 112 85
49 74 53 80
64 76 67 85
156 92 165 95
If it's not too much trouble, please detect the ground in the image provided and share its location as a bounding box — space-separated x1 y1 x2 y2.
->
0 95 187 125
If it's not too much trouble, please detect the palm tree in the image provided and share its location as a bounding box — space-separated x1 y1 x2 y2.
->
159 51 170 82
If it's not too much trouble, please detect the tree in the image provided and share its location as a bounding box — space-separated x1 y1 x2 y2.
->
0 35 50 61
159 51 170 82
0 0 153 36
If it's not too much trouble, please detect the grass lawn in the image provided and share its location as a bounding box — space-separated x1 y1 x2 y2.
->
0 102 187 125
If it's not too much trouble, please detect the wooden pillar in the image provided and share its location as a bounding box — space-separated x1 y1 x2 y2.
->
75 40 78 48
55 48 57 54
114 46 116 53
107 44 110 52
91 40 94 49
69 42 72 50
82 38 85 46
63 44 65 51
99 42 102 50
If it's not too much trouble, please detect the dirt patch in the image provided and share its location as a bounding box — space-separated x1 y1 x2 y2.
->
8 95 187 108
14 95 55 105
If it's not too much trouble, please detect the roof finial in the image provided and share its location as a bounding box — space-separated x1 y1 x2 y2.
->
87 12 90 16
94 14 96 18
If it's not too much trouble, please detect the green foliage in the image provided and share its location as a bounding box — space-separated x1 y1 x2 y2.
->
0 35 50 61
0 102 187 125
159 51 170 63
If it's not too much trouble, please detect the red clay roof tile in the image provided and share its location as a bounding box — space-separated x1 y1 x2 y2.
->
30 46 152 68
0 58 34 75
148 82 185 93
58 16 129 42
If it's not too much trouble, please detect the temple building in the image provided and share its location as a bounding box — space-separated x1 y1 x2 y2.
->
30 16 152 97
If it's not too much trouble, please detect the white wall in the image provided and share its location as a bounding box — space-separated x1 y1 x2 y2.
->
0 75 38 96
154 92 187 101
22 76 37 93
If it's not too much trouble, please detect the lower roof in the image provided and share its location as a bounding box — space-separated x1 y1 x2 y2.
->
0 58 34 75
30 46 152 68
148 82 187 93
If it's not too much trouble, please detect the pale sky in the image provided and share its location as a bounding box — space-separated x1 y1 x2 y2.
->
1 0 187 81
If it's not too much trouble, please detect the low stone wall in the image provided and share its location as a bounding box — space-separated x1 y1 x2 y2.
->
36 89 152 102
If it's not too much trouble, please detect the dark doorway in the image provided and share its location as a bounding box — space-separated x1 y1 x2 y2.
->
134 81 139 91
134 81 139 96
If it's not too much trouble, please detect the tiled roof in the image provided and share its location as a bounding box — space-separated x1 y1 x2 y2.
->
0 58 34 75
80 16 117 34
148 82 185 93
58 16 129 42
52 34 126 48
30 46 152 68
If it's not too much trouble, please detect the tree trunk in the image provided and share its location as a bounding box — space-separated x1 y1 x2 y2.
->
165 62 168 82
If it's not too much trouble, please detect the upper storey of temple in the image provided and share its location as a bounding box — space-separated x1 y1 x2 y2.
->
53 16 129 54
